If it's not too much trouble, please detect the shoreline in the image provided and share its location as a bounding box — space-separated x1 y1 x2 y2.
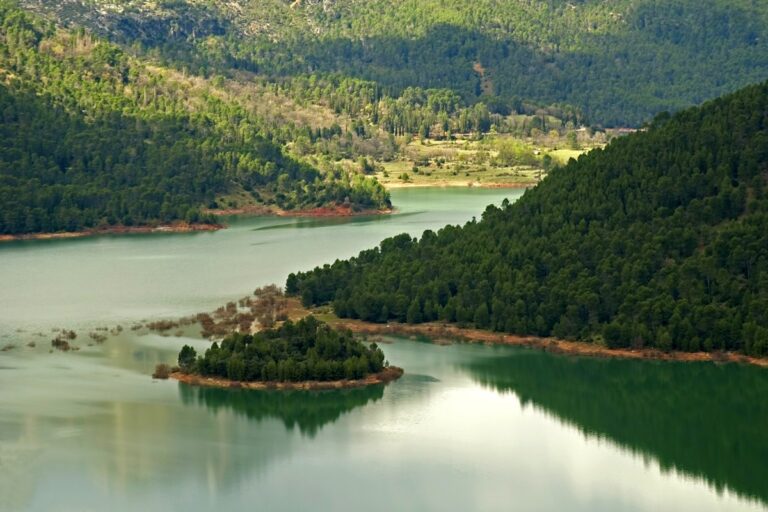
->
170 365 404 391
205 204 393 218
0 222 223 243
0 205 393 243
381 181 535 190
320 316 768 368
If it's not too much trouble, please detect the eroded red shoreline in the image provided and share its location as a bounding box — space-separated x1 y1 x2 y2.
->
0 205 393 242
170 365 404 391
0 222 223 243
325 317 768 368
205 204 393 218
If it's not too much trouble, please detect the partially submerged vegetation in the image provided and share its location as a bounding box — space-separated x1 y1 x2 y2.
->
152 363 171 380
23 286 402 388
142 285 291 339
38 286 297 360
51 330 78 352
171 316 402 389
88 332 108 344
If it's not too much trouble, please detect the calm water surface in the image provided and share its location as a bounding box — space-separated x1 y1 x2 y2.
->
0 188 766 512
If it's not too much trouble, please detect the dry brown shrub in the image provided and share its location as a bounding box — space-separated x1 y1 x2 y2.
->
146 320 180 332
152 363 171 379
51 337 71 351
89 332 108 343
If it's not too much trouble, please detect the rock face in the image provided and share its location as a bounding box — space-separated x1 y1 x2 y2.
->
18 0 230 46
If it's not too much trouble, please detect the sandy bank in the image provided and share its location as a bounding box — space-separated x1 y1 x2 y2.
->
382 181 534 190
205 204 393 218
324 317 768 368
170 365 404 391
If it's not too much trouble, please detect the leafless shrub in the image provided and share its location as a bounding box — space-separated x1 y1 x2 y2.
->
89 332 108 343
152 363 171 379
146 319 180 332
51 337 71 351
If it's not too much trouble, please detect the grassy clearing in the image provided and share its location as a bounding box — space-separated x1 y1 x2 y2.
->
373 136 596 188
147 66 602 191
549 148 586 165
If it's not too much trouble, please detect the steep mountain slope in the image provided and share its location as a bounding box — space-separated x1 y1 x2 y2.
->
0 3 389 234
288 81 768 355
20 0 768 126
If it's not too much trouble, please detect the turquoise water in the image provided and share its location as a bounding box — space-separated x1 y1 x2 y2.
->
0 187 765 512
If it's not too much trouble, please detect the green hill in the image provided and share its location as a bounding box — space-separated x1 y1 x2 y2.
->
288 81 768 356
0 3 389 235
21 0 768 126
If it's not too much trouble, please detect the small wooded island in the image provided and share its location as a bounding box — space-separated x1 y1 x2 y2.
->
166 316 403 390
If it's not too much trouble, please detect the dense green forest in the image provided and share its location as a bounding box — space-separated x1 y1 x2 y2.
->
0 3 390 234
178 316 387 382
22 0 768 127
288 81 768 356
16 0 589 140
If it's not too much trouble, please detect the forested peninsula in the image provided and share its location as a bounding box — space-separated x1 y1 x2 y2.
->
0 3 390 237
168 316 403 390
288 82 768 357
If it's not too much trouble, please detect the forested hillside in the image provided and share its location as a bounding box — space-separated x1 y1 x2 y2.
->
288 82 768 356
0 3 389 235
21 0 768 126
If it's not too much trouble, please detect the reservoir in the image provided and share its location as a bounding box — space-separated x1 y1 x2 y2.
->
0 188 765 512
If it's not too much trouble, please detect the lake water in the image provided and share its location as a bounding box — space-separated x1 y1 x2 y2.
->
0 187 766 512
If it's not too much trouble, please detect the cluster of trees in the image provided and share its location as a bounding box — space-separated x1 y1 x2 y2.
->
272 75 583 139
0 3 390 234
288 81 768 356
63 0 768 127
178 316 387 382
